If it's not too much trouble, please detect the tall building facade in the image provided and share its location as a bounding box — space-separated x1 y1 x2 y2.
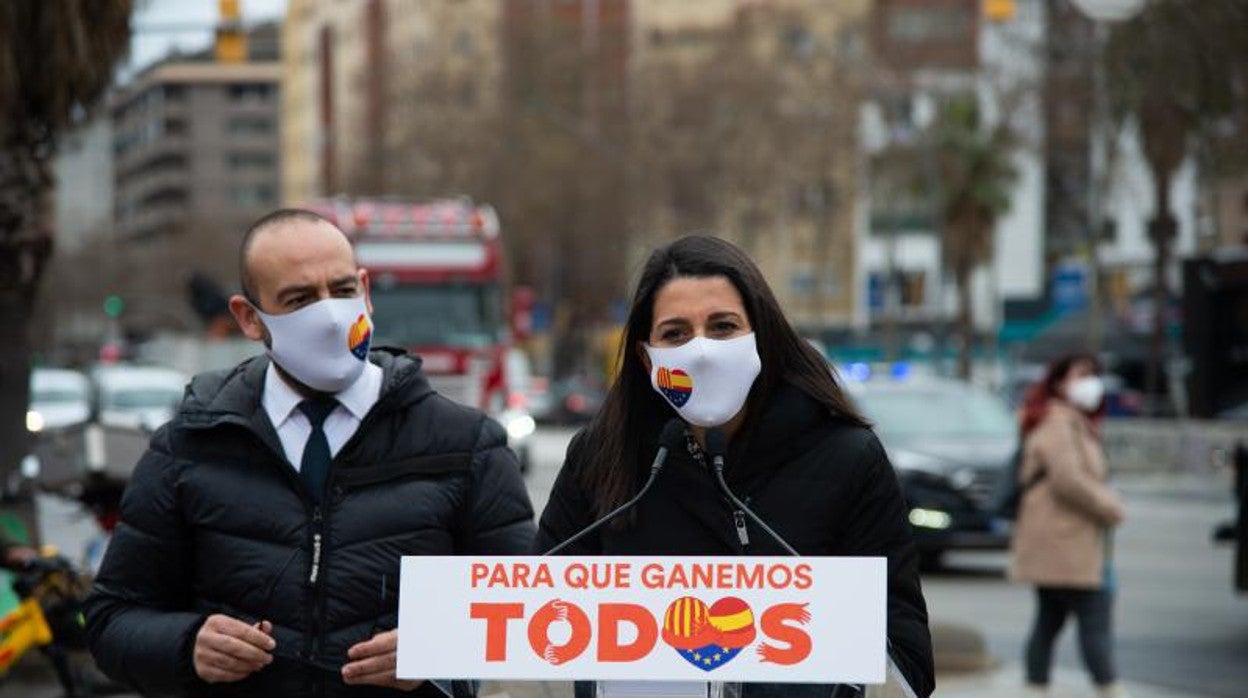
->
111 60 282 241
43 24 282 349
282 0 504 204
104 27 281 334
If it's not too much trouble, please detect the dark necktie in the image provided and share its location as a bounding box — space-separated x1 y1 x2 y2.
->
298 397 338 503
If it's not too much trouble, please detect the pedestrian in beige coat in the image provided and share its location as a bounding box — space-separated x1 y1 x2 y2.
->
1010 353 1127 698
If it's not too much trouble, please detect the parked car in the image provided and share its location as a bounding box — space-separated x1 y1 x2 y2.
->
1101 373 1145 417
848 375 1017 568
90 364 189 432
27 368 92 433
548 375 607 425
501 348 539 473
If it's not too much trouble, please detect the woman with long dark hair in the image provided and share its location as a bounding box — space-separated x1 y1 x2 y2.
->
1011 353 1127 697
534 235 934 697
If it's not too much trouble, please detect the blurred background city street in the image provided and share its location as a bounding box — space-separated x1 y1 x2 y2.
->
1 0 1247 696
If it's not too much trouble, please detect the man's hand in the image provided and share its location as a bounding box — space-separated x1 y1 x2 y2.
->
343 629 424 691
193 615 275 684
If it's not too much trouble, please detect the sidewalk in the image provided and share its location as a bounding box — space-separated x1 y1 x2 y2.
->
937 663 1191 697
484 664 1194 698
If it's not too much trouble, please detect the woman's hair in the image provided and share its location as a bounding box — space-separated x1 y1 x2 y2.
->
1019 351 1104 437
578 235 868 517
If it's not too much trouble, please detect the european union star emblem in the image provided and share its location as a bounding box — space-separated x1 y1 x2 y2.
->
678 644 741 671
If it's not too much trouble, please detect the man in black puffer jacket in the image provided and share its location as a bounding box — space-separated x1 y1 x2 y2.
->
85 209 535 697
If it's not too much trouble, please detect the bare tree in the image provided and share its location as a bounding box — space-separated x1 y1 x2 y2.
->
629 4 865 327
362 1 868 374
0 2 132 486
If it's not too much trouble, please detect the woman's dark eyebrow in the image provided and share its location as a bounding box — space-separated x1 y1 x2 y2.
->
708 311 744 321
654 316 691 328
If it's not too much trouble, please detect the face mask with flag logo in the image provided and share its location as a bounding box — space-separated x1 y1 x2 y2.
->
644 333 761 427
256 295 372 393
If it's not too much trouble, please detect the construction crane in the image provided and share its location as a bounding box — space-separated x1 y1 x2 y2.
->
215 0 247 62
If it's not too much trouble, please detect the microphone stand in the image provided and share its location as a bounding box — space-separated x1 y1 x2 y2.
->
705 430 864 698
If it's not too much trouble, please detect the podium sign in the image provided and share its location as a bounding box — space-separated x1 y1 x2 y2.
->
397 556 886 684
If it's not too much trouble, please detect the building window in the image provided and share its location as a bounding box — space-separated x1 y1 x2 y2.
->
791 271 843 300
231 183 276 208
227 116 275 135
141 187 189 207
163 84 187 102
226 152 276 170
454 30 475 55
887 7 971 42
228 83 275 101
165 118 188 136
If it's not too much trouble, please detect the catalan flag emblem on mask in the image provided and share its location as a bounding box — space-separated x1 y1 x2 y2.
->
656 367 693 407
347 314 372 360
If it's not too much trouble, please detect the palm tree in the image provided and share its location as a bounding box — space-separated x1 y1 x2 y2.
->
0 2 133 487
930 97 1019 379
1101 0 1248 404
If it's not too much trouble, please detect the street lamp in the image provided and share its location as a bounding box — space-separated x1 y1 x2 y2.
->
1069 0 1146 23
1069 0 1146 353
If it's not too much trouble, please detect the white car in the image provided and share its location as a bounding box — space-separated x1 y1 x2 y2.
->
28 367 92 432
91 364 189 431
501 348 539 473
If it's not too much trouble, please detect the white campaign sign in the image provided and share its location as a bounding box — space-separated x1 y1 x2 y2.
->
397 556 886 684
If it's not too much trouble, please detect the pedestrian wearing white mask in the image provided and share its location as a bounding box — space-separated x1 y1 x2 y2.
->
1011 353 1128 698
534 235 935 697
85 209 535 697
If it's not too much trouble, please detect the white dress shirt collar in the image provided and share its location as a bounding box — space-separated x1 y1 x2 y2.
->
262 359 383 469
262 359 382 429
333 360 383 420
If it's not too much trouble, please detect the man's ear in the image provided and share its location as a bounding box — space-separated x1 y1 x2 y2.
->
359 268 372 315
228 294 267 342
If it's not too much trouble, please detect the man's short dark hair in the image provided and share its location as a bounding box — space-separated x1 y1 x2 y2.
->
239 208 343 305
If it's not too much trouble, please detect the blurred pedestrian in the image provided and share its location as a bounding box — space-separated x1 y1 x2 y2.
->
84 209 535 697
535 235 935 697
1010 353 1127 697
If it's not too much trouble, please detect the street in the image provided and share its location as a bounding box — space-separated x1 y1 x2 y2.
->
520 428 1248 697
3 426 1245 697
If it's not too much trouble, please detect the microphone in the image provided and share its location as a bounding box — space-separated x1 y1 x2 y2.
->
543 419 685 556
704 428 801 558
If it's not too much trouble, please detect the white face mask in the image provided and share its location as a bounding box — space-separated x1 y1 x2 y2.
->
644 333 761 427
256 296 373 393
1066 375 1105 412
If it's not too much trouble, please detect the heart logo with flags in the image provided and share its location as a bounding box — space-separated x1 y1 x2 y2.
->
656 367 693 407
661 596 756 672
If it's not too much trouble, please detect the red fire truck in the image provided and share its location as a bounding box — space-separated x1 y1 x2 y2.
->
306 197 535 469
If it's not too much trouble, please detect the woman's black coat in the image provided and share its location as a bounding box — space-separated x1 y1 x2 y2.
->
535 381 935 697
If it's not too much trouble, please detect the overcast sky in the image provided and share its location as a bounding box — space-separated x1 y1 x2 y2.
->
124 0 287 79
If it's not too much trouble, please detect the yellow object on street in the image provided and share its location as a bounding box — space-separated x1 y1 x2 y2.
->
984 0 1016 22
0 597 54 672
